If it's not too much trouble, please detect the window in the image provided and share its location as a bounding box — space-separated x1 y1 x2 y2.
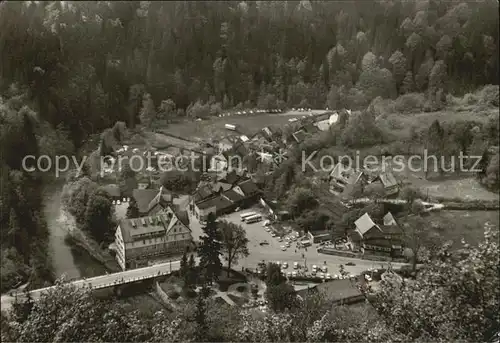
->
143 240 146 244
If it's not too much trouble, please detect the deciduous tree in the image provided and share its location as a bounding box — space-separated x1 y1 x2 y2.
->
218 220 249 276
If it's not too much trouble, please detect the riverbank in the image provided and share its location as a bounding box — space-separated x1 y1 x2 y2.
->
64 230 120 274
43 179 119 281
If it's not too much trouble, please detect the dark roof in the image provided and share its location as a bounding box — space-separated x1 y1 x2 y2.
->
378 172 399 188
219 170 242 185
172 207 190 227
222 142 248 160
123 178 138 197
309 230 332 237
261 198 279 211
313 112 333 122
330 163 364 186
196 195 234 210
193 184 216 202
132 189 159 213
238 179 259 196
315 279 363 302
100 184 121 198
148 188 173 212
223 189 245 202
364 238 401 249
319 200 348 222
303 123 320 134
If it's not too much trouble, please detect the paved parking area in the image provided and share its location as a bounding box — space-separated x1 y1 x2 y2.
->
217 209 408 276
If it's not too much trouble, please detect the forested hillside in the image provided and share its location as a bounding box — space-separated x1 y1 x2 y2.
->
1 0 498 148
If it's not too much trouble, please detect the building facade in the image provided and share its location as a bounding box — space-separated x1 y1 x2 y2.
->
114 209 193 270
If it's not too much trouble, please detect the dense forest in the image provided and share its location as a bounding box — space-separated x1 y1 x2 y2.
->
1 0 498 149
0 1 499 341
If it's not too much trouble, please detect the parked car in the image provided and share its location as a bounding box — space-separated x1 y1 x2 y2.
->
312 265 318 272
346 262 356 266
293 262 299 269
282 262 288 269
321 266 328 273
259 240 269 246
281 245 286 251
292 271 297 277
326 273 331 279
262 220 271 227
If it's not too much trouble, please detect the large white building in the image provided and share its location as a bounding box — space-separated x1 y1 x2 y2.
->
114 206 192 270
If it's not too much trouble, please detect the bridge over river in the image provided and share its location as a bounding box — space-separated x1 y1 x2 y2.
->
1 259 191 312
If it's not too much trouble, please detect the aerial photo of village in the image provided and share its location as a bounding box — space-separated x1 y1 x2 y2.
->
1 1 499 342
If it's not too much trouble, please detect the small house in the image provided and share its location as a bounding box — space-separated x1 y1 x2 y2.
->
100 184 121 201
308 230 333 243
329 163 366 195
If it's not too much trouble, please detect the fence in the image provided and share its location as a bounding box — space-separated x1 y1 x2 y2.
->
318 247 407 263
81 270 172 290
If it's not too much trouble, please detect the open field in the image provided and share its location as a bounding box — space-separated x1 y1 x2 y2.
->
160 112 304 141
151 132 201 150
382 107 497 140
365 157 499 202
425 210 499 247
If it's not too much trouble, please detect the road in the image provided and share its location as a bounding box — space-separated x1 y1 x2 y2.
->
347 197 444 211
1 259 187 313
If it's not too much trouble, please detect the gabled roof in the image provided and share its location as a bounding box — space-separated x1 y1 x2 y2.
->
212 182 233 193
354 213 382 237
193 185 215 202
303 123 319 134
219 170 242 185
147 187 173 213
315 279 363 302
330 163 364 186
313 112 333 122
223 189 245 202
196 195 233 210
133 189 160 214
100 184 120 198
118 214 170 243
383 212 398 227
363 238 401 249
309 230 332 237
379 172 399 188
238 179 259 196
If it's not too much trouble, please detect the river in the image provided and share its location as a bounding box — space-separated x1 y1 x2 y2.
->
43 180 107 280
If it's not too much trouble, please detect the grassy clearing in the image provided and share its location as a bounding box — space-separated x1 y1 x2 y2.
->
425 210 499 247
381 107 496 141
159 112 303 141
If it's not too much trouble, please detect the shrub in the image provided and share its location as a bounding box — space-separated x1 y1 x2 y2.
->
184 289 197 298
368 96 395 118
462 93 478 105
394 93 425 113
478 85 499 107
236 285 247 293
167 290 180 300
